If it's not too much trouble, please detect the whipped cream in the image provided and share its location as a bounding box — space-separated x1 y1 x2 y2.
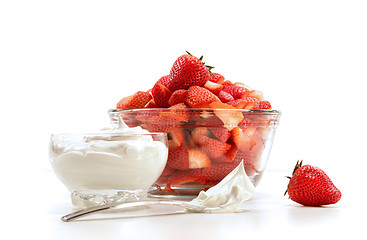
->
184 161 255 213
50 118 168 192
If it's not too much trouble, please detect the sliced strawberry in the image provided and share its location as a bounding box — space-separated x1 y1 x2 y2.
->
248 90 264 101
116 91 152 109
209 102 244 131
144 98 157 108
188 148 211 169
238 118 253 130
201 163 238 182
217 90 234 103
197 136 232 159
222 80 234 85
151 82 172 108
159 103 189 122
214 145 238 163
259 100 272 109
185 86 221 108
231 127 255 152
233 150 255 166
167 145 189 170
160 165 176 176
142 116 179 133
204 81 223 95
190 127 209 145
168 89 188 106
222 85 249 99
168 127 185 148
210 72 225 84
209 127 231 142
166 168 205 190
228 96 260 109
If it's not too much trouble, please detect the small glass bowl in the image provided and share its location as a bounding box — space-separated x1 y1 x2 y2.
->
49 132 168 207
108 108 281 198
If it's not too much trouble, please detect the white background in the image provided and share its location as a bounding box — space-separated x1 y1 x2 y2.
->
1 0 366 239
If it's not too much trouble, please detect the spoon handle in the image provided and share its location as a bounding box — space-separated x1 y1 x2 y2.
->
61 200 186 222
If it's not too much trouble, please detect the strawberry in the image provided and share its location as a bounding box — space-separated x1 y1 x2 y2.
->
285 161 342 206
160 165 176 176
214 145 238 163
231 127 255 152
209 102 244 131
259 100 272 109
228 97 260 109
217 90 234 103
144 99 157 108
209 127 231 142
201 163 238 182
116 91 152 109
185 86 220 108
159 103 189 122
188 148 211 169
222 85 249 99
210 72 225 84
166 54 211 92
151 81 172 108
204 81 223 95
142 115 179 133
167 145 189 170
168 89 188 106
168 127 185 148
166 168 205 190
197 135 232 159
248 90 264 101
190 127 209 145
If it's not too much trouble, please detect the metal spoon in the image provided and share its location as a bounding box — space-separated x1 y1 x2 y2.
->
61 200 204 222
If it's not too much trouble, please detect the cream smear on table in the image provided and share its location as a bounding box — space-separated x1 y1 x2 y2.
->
50 118 168 192
184 161 255 213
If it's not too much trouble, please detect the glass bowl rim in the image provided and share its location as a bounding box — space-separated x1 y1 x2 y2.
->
108 108 281 116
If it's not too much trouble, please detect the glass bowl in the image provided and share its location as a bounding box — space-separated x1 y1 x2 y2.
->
108 108 281 199
49 132 168 207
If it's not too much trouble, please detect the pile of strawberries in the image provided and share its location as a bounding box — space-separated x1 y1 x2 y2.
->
116 52 275 192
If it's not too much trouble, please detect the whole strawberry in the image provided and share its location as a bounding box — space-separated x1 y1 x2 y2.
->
166 52 211 92
285 160 342 206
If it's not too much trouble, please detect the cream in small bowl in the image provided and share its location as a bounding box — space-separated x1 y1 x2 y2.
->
49 119 168 208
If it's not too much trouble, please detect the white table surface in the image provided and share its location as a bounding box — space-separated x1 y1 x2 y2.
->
5 167 363 240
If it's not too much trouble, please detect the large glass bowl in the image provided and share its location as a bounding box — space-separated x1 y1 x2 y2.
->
108 108 281 198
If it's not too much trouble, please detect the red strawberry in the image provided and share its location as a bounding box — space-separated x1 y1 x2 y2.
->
151 81 172 108
259 100 272 109
188 148 211 169
167 145 189 170
190 127 209 145
222 85 249 99
209 127 231 142
160 165 176 176
197 136 232 159
231 127 255 152
144 99 157 108
201 163 238 182
185 86 220 108
168 127 185 148
159 103 189 122
166 168 205 190
228 97 260 109
168 89 188 106
285 161 342 206
209 102 244 131
204 81 223 95
142 116 179 133
116 91 152 109
166 54 211 92
210 72 225 84
217 90 234 103
214 145 238 163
